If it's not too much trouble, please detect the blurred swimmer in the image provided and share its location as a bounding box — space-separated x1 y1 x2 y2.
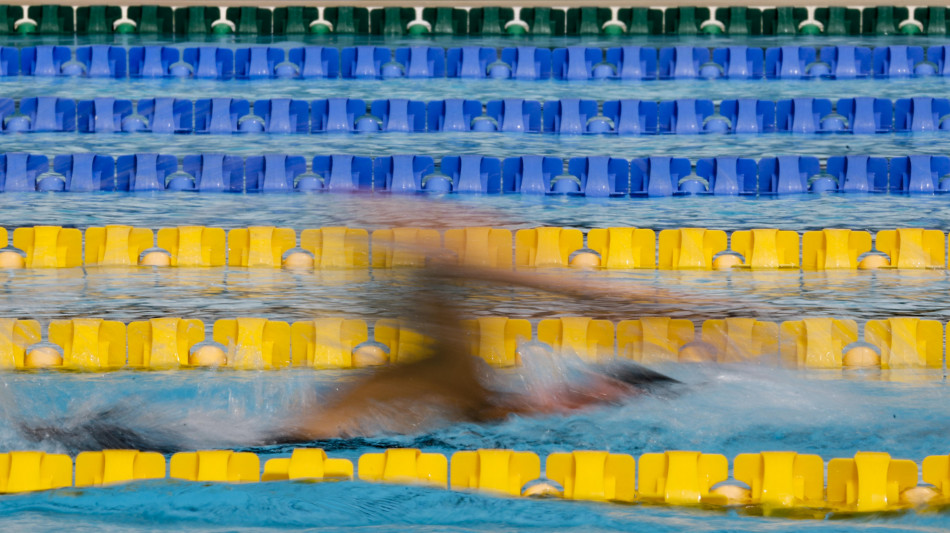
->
281 267 680 441
18 262 684 452
18 198 749 451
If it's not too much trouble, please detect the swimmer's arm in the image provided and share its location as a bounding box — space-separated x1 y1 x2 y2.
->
431 263 779 319
283 278 496 441
436 264 699 305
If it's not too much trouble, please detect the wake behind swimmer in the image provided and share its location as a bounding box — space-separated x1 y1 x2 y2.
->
16 357 678 454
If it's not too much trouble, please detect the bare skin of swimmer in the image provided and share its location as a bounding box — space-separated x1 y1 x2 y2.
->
287 336 650 440
282 265 681 441
15 245 697 452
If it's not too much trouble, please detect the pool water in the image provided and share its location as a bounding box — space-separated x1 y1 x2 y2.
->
0 365 947 531
8 64 950 159
2 31 950 533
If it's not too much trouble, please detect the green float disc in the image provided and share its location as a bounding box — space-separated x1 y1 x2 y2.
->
310 22 331 34
799 23 821 35
506 24 526 35
901 24 921 35
702 24 723 35
407 23 429 35
603 24 623 35
115 22 135 34
211 23 232 34
16 22 35 34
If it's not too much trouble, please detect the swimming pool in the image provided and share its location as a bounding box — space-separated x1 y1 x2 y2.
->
2 7 950 532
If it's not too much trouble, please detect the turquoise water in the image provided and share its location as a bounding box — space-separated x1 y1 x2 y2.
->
0 366 947 531
2 32 950 532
